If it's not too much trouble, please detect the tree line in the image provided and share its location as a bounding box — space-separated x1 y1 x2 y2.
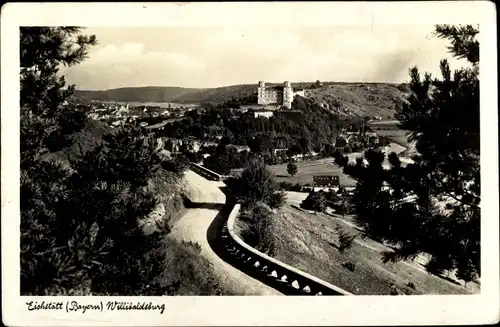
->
158 96 372 154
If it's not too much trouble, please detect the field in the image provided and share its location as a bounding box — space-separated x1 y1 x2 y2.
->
268 157 357 187
256 200 479 295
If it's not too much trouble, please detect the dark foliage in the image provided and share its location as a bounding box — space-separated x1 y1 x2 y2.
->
20 27 220 295
157 97 357 158
334 25 480 283
335 225 357 254
287 162 298 177
238 204 277 256
301 191 327 214
342 262 356 272
229 158 284 209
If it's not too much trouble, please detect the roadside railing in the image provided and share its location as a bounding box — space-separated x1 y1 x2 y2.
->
189 162 223 181
223 204 353 296
187 162 352 295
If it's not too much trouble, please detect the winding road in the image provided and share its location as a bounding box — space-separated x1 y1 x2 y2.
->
168 170 282 295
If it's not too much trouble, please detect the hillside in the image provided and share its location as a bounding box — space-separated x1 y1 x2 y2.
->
235 200 477 295
305 83 406 119
74 82 408 118
74 86 202 103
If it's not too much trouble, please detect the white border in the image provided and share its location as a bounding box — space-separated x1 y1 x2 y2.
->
1 1 498 326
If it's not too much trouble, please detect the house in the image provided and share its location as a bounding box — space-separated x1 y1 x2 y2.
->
253 110 274 119
313 175 340 187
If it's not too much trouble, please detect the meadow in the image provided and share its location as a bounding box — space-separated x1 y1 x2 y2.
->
268 158 357 187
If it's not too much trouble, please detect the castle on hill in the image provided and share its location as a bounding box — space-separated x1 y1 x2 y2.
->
257 81 305 109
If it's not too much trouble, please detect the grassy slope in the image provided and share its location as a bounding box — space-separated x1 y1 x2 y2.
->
304 83 405 119
74 82 407 118
239 203 476 295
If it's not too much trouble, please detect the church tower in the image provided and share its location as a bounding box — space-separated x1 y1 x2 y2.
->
283 81 293 109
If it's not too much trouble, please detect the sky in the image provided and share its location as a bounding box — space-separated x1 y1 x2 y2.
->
61 25 463 90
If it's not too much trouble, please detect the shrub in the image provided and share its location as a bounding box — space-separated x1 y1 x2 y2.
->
161 239 224 295
268 191 287 209
287 162 298 177
335 225 357 253
301 191 326 214
407 282 416 289
342 262 356 272
232 158 281 207
239 203 277 256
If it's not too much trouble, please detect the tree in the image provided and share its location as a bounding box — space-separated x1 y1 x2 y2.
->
287 162 298 177
203 144 239 175
344 25 480 283
339 198 350 219
20 27 97 169
301 191 327 214
231 158 281 207
19 27 218 296
335 136 348 148
335 225 356 254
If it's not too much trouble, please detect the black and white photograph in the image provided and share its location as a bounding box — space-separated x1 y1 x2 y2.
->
2 1 498 326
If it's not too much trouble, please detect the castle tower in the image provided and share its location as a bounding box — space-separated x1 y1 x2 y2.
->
283 81 293 109
257 81 266 105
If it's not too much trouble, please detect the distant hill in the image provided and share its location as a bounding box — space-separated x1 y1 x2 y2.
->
74 86 202 103
74 82 409 119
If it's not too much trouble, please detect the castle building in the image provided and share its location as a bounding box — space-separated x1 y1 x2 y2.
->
257 81 304 109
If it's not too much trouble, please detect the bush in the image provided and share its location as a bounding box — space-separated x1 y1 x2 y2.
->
232 158 281 207
279 182 303 192
335 225 357 253
268 191 287 209
287 162 298 177
407 282 416 289
239 203 277 256
161 239 224 295
301 191 327 214
342 262 356 272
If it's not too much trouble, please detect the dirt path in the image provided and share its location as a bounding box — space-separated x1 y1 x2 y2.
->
182 170 227 204
169 170 282 295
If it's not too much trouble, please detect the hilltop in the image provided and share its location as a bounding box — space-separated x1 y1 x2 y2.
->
73 84 257 105
74 82 409 119
305 83 408 119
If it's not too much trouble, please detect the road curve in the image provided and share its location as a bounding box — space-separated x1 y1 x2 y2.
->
169 170 282 295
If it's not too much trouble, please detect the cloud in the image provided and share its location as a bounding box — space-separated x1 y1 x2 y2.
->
61 42 206 89
62 26 466 89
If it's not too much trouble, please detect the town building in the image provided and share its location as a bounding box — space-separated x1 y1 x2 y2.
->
313 175 340 188
257 81 305 109
253 110 274 119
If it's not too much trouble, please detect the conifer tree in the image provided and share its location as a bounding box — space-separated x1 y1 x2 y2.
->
20 27 194 295
338 25 480 283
